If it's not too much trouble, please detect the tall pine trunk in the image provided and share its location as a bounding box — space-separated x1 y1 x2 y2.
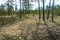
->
15 0 18 16
8 0 10 16
47 0 51 19
38 0 40 22
52 0 54 22
28 0 30 15
43 0 45 21
23 0 24 16
19 0 22 19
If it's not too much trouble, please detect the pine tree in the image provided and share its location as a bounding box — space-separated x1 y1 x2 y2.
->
38 0 41 22
47 0 51 19
6 0 14 16
42 0 45 21
52 0 54 22
19 0 22 19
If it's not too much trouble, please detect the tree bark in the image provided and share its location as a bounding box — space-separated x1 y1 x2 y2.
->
47 0 51 19
19 0 22 19
38 0 41 22
8 0 10 16
43 0 45 21
52 0 54 22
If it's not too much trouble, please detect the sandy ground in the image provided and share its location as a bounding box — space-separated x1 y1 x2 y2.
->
0 15 38 36
0 15 60 40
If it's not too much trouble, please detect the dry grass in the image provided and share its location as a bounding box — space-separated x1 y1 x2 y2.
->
0 16 16 26
54 16 60 26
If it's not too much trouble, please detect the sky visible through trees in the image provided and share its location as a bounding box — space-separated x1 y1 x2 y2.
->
0 0 60 10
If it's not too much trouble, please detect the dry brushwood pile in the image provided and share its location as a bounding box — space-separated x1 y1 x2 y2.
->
0 15 60 40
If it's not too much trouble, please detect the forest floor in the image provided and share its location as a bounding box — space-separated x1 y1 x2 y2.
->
0 15 60 40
